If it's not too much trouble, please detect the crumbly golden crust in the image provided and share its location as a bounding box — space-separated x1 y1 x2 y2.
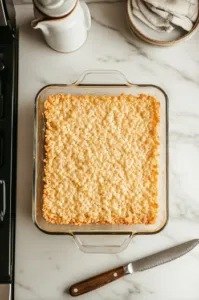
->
43 93 160 225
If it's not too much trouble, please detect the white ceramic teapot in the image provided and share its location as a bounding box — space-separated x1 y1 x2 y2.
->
32 0 91 53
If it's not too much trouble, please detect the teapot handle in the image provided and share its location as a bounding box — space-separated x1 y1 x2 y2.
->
81 2 91 31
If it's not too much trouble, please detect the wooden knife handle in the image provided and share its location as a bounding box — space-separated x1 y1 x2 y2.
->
70 266 125 297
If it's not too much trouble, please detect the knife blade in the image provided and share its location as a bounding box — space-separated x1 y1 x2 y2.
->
70 239 199 297
126 239 199 273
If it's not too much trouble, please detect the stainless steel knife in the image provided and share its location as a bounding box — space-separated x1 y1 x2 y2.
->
70 239 199 297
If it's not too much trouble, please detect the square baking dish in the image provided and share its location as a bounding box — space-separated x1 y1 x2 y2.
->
33 70 168 253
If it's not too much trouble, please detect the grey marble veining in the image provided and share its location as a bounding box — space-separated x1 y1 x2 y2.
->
15 3 199 300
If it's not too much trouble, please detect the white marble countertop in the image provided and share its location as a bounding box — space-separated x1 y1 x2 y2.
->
15 3 199 300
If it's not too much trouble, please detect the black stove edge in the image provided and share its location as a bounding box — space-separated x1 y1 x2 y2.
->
11 29 18 300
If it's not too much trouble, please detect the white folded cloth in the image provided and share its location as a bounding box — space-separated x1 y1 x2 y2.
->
131 0 198 32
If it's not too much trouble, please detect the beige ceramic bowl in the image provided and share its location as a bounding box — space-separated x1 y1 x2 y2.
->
127 0 199 47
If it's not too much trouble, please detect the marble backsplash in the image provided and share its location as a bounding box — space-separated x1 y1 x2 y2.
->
14 0 31 3
14 0 112 5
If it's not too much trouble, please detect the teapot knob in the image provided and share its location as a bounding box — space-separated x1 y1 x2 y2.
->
37 0 64 9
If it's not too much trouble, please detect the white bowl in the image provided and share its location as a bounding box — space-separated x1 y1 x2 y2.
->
127 0 199 46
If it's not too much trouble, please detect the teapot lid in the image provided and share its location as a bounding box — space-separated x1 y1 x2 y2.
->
33 0 77 17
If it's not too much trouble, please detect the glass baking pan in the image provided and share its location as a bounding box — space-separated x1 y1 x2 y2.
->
33 70 168 253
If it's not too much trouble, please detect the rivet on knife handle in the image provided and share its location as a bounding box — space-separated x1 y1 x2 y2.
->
70 266 126 297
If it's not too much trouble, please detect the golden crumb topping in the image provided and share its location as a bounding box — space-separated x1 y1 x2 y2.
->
43 93 160 225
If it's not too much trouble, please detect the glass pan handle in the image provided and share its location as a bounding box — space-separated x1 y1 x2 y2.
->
74 70 130 86
73 233 133 254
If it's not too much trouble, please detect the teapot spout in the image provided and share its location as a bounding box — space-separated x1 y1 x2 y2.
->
31 19 50 36
31 18 43 29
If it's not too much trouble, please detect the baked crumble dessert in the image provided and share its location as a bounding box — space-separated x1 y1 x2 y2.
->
43 93 160 225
